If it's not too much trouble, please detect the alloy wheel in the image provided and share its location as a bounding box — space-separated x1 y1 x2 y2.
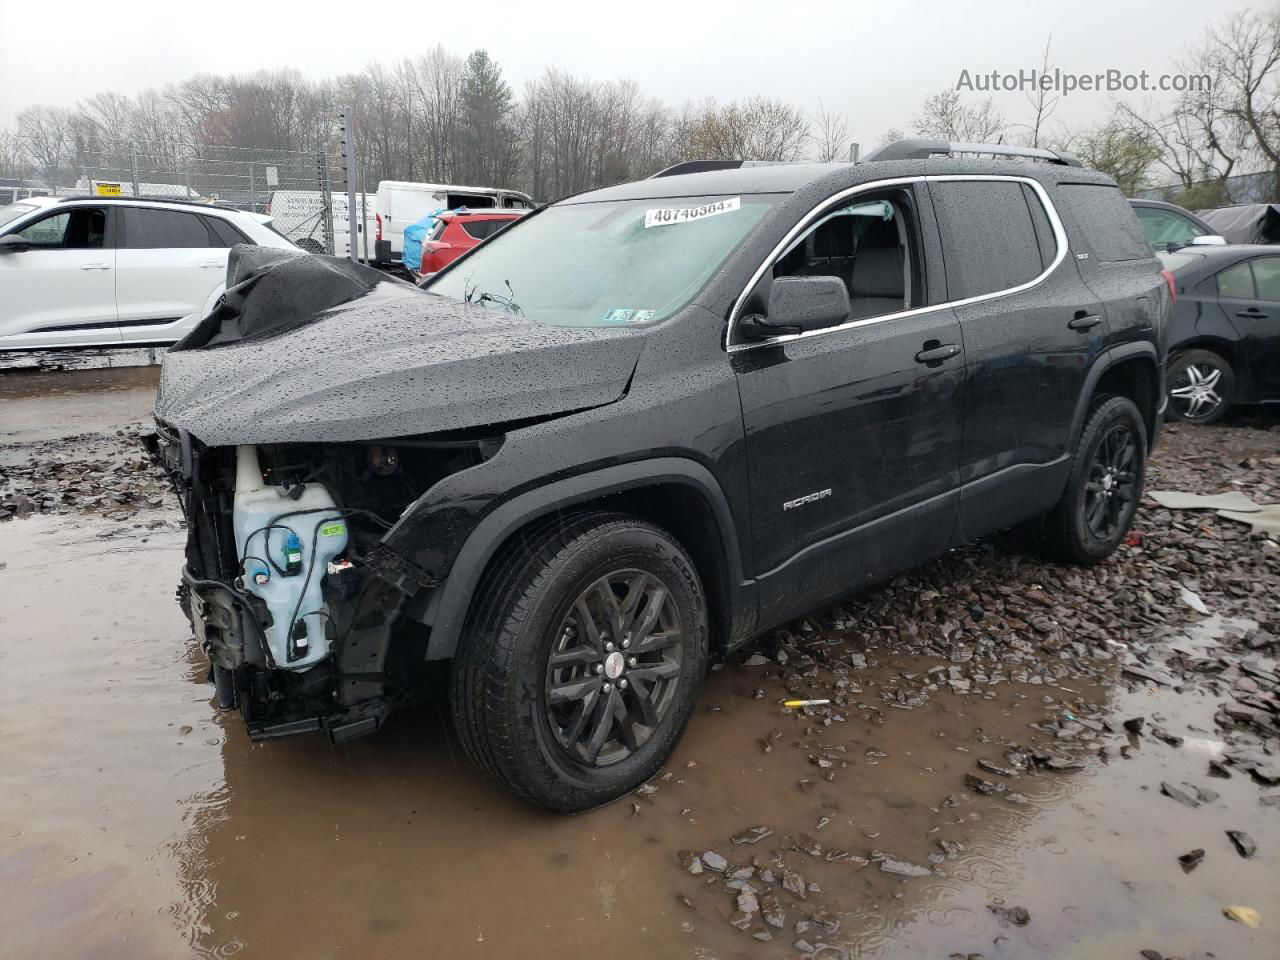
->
544 570 684 767
1082 423 1139 540
1170 362 1225 420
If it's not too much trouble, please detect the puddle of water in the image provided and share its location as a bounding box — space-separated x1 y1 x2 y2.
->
0 513 1276 960
0 367 159 443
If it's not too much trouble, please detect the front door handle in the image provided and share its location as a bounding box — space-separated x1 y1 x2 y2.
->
1068 311 1102 330
1236 307 1267 319
80 262 110 271
914 342 961 365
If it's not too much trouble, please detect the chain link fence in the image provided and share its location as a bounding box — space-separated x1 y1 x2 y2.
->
0 136 375 258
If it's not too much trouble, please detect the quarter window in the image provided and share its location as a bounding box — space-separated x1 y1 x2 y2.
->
11 208 107 249
768 190 918 320
932 181 1047 300
1215 262 1253 299
1059 184 1152 262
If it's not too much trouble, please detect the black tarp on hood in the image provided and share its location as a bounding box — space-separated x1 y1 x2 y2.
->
156 248 645 445
1197 204 1280 245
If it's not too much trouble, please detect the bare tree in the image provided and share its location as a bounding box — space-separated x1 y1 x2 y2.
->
1022 36 1060 147
912 89 1006 142
689 97 810 161
810 99 850 162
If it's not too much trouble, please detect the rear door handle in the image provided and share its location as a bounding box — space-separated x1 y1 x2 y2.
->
1068 312 1102 330
198 260 223 268
914 342 961 365
1236 307 1267 318
80 262 110 271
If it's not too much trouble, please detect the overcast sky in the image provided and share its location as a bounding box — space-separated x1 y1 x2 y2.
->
0 0 1263 144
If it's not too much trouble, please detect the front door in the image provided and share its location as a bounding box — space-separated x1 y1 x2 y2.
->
0 205 119 347
732 185 964 627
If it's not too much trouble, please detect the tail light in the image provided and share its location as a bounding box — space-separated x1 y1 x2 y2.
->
376 213 382 242
264 201 271 214
1161 268 1177 305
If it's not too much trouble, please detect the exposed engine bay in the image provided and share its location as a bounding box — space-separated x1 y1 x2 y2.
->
154 423 494 743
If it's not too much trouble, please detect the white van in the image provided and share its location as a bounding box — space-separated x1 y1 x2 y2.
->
266 190 377 260
373 181 534 264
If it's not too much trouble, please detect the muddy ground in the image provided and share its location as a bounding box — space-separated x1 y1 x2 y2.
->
1 367 1278 960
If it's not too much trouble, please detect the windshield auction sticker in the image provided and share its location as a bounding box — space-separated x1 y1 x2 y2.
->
644 197 740 228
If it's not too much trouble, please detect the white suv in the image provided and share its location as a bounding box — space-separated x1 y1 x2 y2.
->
0 196 298 351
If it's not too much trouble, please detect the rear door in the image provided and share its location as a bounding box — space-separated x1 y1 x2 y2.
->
733 183 965 625
1215 255 1280 398
115 206 230 341
0 205 120 347
930 177 1106 539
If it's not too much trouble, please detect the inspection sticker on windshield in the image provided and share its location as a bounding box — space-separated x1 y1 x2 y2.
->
645 197 740 228
603 308 656 324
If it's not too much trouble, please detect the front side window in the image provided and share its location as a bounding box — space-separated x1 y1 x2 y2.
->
768 191 919 320
932 180 1048 299
11 208 107 249
426 194 778 327
122 207 217 248
1136 206 1208 251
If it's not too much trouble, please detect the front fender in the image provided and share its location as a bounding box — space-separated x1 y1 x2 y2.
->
409 457 747 660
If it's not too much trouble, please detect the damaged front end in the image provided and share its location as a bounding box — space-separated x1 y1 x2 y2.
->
155 419 495 743
150 246 643 744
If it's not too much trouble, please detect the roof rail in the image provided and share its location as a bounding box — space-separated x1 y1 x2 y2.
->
53 194 243 211
648 159 803 179
863 139 1082 167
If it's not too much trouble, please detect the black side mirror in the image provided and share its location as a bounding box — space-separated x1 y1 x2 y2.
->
0 235 31 254
741 276 852 339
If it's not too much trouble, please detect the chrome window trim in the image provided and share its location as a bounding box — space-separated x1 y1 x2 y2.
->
725 174 1069 353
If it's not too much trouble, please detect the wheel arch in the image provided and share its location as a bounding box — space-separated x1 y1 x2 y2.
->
417 458 750 661
1071 343 1161 452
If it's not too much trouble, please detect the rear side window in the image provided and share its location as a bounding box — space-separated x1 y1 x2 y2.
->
1216 256 1280 302
123 208 218 248
1250 257 1280 301
1059 184 1152 262
460 219 513 241
931 181 1046 300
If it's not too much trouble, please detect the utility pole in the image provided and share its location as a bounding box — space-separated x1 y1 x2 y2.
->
340 108 358 263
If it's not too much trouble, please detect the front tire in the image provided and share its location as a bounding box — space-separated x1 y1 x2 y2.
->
450 512 708 813
1167 349 1234 424
1041 395 1147 564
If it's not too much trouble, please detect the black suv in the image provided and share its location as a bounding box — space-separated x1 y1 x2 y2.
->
153 139 1169 812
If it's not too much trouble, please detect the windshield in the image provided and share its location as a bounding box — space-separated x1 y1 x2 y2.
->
0 202 37 231
425 194 778 326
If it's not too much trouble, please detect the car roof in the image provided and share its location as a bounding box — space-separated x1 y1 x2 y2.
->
442 210 525 219
566 157 1114 204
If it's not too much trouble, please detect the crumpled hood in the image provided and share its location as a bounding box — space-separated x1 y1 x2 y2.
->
155 251 644 445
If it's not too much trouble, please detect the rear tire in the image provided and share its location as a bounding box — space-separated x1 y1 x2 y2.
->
1167 349 1233 424
450 512 708 813
1040 395 1147 564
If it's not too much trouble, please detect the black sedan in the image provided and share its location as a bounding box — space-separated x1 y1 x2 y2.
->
1161 244 1280 423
